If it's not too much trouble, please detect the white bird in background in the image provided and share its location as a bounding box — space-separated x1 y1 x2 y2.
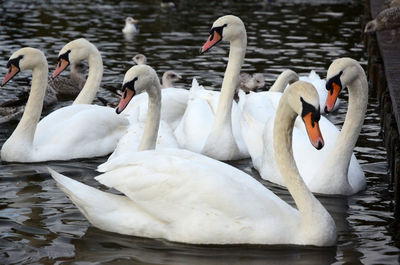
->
122 17 139 34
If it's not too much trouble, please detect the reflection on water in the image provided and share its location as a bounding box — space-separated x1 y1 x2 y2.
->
0 0 399 264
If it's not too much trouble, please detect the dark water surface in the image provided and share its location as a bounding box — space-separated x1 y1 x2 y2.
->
0 0 399 264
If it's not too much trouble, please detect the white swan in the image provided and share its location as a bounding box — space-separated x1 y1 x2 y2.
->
0 47 128 162
242 58 366 195
174 15 249 160
53 38 103 105
107 65 179 160
122 17 138 34
49 80 336 246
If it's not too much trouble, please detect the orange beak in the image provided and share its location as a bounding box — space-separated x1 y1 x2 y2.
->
1 64 20 86
116 88 135 114
53 58 70 78
303 112 324 150
324 82 341 113
201 30 222 54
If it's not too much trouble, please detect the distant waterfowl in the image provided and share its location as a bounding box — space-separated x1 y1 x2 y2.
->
48 62 86 101
236 72 265 94
132 53 147 65
174 15 249 161
364 6 400 39
122 17 138 34
160 0 180 8
0 47 128 162
49 80 336 246
162 70 182 88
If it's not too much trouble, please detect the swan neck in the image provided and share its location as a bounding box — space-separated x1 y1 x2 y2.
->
273 94 328 224
325 69 368 183
138 84 161 151
11 62 48 145
269 72 297 92
213 36 246 128
73 48 103 105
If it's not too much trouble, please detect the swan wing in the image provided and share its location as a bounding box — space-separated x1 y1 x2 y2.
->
96 149 297 243
34 104 128 160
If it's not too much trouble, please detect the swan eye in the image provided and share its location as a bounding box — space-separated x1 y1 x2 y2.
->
122 76 138 94
326 70 343 93
6 55 23 69
57 50 71 64
300 97 319 125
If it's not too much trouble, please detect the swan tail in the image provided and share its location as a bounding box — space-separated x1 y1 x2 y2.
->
48 167 108 206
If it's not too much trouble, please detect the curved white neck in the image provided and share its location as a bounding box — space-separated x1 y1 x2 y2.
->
138 83 162 151
202 34 246 157
269 71 299 92
273 93 333 236
9 62 48 146
323 68 368 190
73 48 103 105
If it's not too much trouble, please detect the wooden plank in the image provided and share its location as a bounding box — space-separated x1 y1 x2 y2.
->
369 0 400 133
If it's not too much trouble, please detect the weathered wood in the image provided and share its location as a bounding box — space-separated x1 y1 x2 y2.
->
366 0 400 221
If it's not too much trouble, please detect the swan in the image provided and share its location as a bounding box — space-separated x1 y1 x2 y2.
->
107 64 179 160
49 80 336 246
122 17 138 34
0 47 128 162
242 58 366 195
132 53 182 89
53 38 103 105
174 15 249 160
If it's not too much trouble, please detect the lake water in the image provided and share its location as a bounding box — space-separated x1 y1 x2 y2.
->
0 0 399 264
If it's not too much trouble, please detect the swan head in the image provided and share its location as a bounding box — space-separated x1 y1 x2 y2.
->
287 81 324 150
53 38 97 78
324 57 359 113
201 15 245 53
132 53 147 65
1 47 47 86
116 64 160 114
